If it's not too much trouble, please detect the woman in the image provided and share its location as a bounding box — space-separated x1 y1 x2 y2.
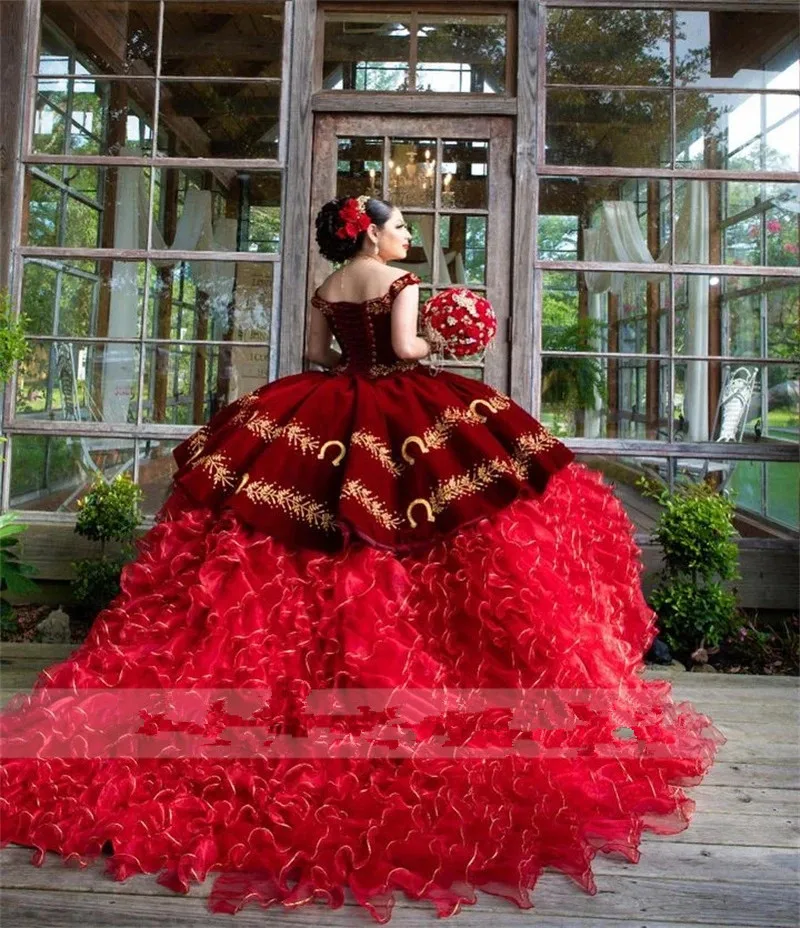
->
0 195 726 923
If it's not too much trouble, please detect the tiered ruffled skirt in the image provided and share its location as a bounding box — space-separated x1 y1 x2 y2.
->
0 461 726 923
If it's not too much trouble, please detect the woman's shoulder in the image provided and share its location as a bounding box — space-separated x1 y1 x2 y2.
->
315 266 419 303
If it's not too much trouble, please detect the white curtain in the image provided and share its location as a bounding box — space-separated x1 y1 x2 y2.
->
581 189 710 440
103 154 238 419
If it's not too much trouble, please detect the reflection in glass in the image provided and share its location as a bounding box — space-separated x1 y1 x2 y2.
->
546 90 671 168
34 78 156 157
676 92 800 172
21 259 147 339
16 341 141 425
160 2 284 77
148 261 274 345
693 277 800 360
729 460 799 531
542 270 668 356
438 215 487 285
440 140 488 208
158 81 280 159
546 8 670 86
323 14 411 91
138 438 179 515
9 434 136 512
388 139 437 207
676 12 800 91
142 342 265 425
27 166 104 249
538 176 668 262
540 355 669 440
417 15 507 94
40 2 158 76
336 137 384 199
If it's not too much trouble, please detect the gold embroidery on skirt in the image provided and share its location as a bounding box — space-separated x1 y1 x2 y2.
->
429 458 515 515
196 452 235 489
229 393 261 425
318 440 347 466
341 479 404 530
351 431 405 475
186 426 210 461
245 412 282 442
242 480 337 531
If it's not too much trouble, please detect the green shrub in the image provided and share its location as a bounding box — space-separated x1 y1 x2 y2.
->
638 478 742 657
71 473 143 620
0 290 31 384
0 513 39 636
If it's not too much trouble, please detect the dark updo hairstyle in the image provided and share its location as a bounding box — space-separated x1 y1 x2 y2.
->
315 196 395 264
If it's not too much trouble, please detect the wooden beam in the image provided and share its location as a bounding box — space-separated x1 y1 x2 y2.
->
0 0 30 291
313 91 516 114
278 0 316 378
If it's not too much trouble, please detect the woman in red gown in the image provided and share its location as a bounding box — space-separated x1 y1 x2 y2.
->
0 196 726 923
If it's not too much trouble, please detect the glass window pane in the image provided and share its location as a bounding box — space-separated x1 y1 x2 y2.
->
141 342 265 425
323 13 411 91
546 90 671 168
538 176 670 262
16 340 141 425
158 81 280 160
147 261 274 344
546 8 671 86
676 12 800 91
137 438 180 516
22 258 148 339
389 139 437 208
417 14 507 94
34 77 156 157
676 276 800 360
336 136 384 199
40 2 158 77
676 91 800 172
542 270 669 356
9 434 136 513
441 140 488 209
438 214 486 286
160 1 284 78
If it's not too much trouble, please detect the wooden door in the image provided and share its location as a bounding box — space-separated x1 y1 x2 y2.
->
309 115 514 392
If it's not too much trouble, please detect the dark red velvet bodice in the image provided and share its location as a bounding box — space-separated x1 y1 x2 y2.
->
169 273 575 552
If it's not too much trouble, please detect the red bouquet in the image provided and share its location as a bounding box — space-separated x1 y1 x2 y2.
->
420 287 497 359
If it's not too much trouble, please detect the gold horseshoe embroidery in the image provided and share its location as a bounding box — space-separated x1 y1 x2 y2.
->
469 398 498 422
407 498 435 528
235 472 250 493
318 440 347 466
401 435 429 465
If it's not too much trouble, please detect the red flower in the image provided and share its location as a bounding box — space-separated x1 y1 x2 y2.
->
335 199 372 240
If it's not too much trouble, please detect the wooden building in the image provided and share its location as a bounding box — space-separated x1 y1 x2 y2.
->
0 0 798 606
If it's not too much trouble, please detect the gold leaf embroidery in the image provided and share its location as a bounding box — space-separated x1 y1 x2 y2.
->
229 393 261 425
421 406 485 451
281 422 321 455
242 480 337 532
351 430 405 475
244 412 282 442
196 452 235 489
428 458 515 515
508 430 561 480
341 479 404 530
186 426 210 461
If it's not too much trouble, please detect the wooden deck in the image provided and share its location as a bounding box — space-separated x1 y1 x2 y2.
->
1 644 798 928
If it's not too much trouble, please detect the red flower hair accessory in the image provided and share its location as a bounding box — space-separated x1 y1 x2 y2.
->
335 195 372 241
420 287 497 360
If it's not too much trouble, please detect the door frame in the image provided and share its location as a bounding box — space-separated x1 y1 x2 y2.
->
308 114 514 392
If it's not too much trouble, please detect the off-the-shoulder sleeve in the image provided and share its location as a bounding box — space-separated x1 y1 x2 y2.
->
388 272 422 303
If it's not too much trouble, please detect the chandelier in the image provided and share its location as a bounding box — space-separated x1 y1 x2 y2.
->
366 144 455 208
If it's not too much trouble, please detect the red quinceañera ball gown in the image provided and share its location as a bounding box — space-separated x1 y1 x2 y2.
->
1 272 726 922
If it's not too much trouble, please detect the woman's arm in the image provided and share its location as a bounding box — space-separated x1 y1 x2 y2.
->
390 284 436 360
306 304 342 368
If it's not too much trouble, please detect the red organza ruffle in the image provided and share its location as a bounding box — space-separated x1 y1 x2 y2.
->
0 462 726 923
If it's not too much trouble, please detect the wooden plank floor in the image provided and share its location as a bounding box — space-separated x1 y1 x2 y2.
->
1 644 798 928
